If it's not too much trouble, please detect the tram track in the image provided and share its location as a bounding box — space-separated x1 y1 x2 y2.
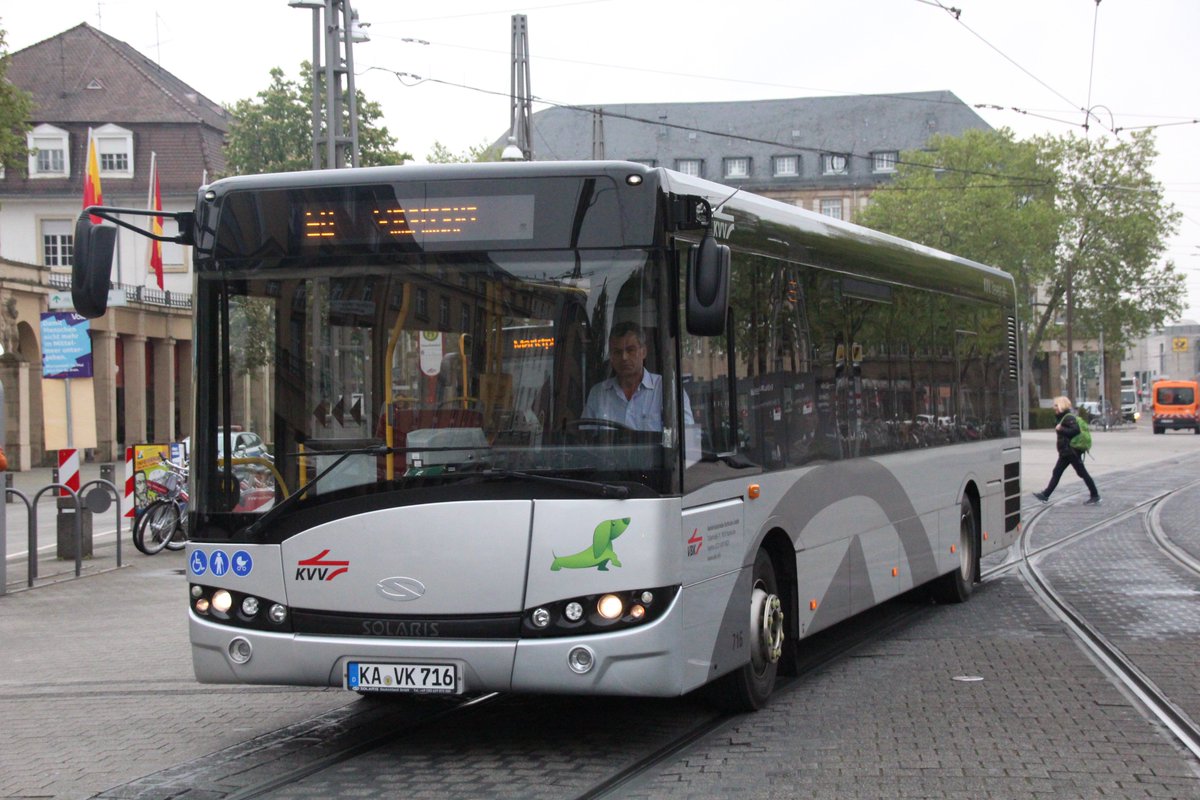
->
1012 482 1200 762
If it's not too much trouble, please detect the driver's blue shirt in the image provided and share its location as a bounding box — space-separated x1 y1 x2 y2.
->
583 370 693 431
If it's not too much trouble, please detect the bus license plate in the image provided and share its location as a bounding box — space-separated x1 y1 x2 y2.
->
346 661 460 694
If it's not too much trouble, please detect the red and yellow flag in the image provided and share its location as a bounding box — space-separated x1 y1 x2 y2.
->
82 129 103 223
149 154 164 289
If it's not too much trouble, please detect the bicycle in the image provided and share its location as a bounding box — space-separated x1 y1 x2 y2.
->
134 459 189 555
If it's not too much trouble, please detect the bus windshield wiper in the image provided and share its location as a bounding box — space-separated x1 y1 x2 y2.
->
242 444 389 537
479 469 630 499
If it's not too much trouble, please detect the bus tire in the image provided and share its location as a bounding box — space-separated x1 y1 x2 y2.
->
932 496 977 604
708 548 784 712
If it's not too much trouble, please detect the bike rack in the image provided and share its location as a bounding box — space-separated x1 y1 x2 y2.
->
1 479 124 595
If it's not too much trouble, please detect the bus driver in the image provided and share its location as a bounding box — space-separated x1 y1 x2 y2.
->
584 321 693 432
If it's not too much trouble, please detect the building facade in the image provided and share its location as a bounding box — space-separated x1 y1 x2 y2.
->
514 90 991 220
0 23 227 467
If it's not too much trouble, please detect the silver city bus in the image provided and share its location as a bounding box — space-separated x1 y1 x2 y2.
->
73 161 1021 710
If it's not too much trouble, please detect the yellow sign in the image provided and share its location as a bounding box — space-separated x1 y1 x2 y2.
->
1173 337 1189 353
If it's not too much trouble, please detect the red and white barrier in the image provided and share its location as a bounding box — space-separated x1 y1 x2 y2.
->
124 447 135 519
58 449 80 495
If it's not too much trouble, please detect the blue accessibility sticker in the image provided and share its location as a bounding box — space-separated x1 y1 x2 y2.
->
189 549 208 576
231 550 253 577
209 549 230 577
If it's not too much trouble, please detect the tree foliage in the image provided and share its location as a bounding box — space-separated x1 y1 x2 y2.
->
224 64 410 176
425 140 501 164
0 27 34 174
857 127 1181 403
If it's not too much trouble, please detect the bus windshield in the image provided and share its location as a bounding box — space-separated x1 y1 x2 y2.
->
194 248 680 537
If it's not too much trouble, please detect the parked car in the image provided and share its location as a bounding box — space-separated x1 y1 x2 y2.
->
216 429 272 461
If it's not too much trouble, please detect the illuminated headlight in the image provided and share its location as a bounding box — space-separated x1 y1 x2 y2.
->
212 590 233 614
241 596 260 617
194 597 210 614
597 594 623 620
521 585 678 637
228 636 252 664
268 603 288 624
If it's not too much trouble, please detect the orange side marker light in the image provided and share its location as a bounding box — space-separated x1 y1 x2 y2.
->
809 599 818 611
950 544 957 554
892 567 899 577
748 484 761 499
983 531 989 541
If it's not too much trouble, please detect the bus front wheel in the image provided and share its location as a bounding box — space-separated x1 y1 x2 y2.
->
709 547 784 712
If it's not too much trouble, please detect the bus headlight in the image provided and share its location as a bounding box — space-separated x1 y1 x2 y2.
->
521 585 679 637
268 603 288 624
212 590 233 614
597 594 623 620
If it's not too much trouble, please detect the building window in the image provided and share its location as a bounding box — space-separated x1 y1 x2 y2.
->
460 305 471 333
439 296 450 328
772 155 799 177
819 198 843 220
675 159 702 177
723 157 750 179
821 153 849 175
415 288 428 318
872 151 898 173
94 124 134 178
28 124 69 177
41 219 74 267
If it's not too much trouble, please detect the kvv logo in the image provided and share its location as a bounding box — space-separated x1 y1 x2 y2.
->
295 549 350 581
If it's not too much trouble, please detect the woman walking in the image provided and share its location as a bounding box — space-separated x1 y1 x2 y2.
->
1034 395 1101 504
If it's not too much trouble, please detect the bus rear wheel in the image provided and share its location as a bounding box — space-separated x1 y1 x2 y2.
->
932 496 977 604
709 547 784 712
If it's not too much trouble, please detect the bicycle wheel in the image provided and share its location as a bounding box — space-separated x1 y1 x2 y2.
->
164 504 188 551
136 500 181 555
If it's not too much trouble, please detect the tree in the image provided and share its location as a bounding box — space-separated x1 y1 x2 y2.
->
1043 131 1183 393
224 64 410 176
0 27 34 174
856 127 1181 407
425 140 501 164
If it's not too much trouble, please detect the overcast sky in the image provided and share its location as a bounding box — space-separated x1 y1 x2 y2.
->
5 0 1199 320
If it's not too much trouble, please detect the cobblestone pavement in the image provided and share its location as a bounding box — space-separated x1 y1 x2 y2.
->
0 549 355 799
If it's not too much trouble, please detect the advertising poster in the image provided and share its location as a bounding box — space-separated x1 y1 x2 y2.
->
133 443 180 513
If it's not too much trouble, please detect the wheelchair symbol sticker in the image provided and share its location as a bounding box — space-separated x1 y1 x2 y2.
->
190 550 208 576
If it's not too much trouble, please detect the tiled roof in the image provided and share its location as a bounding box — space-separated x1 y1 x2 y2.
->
510 91 991 191
4 24 227 199
9 23 228 129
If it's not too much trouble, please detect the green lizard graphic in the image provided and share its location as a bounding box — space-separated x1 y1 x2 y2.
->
550 517 631 571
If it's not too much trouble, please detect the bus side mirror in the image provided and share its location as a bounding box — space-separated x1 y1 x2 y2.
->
686 235 729 336
71 213 117 319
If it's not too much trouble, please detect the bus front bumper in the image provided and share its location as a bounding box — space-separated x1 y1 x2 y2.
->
189 598 686 697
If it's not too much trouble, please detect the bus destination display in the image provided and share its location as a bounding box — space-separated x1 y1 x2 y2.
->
301 194 535 245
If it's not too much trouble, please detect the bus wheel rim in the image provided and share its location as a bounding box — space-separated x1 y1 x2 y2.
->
750 586 784 672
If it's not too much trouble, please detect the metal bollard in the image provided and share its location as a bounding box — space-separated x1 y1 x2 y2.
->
52 466 60 498
100 463 114 485
4 472 10 504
